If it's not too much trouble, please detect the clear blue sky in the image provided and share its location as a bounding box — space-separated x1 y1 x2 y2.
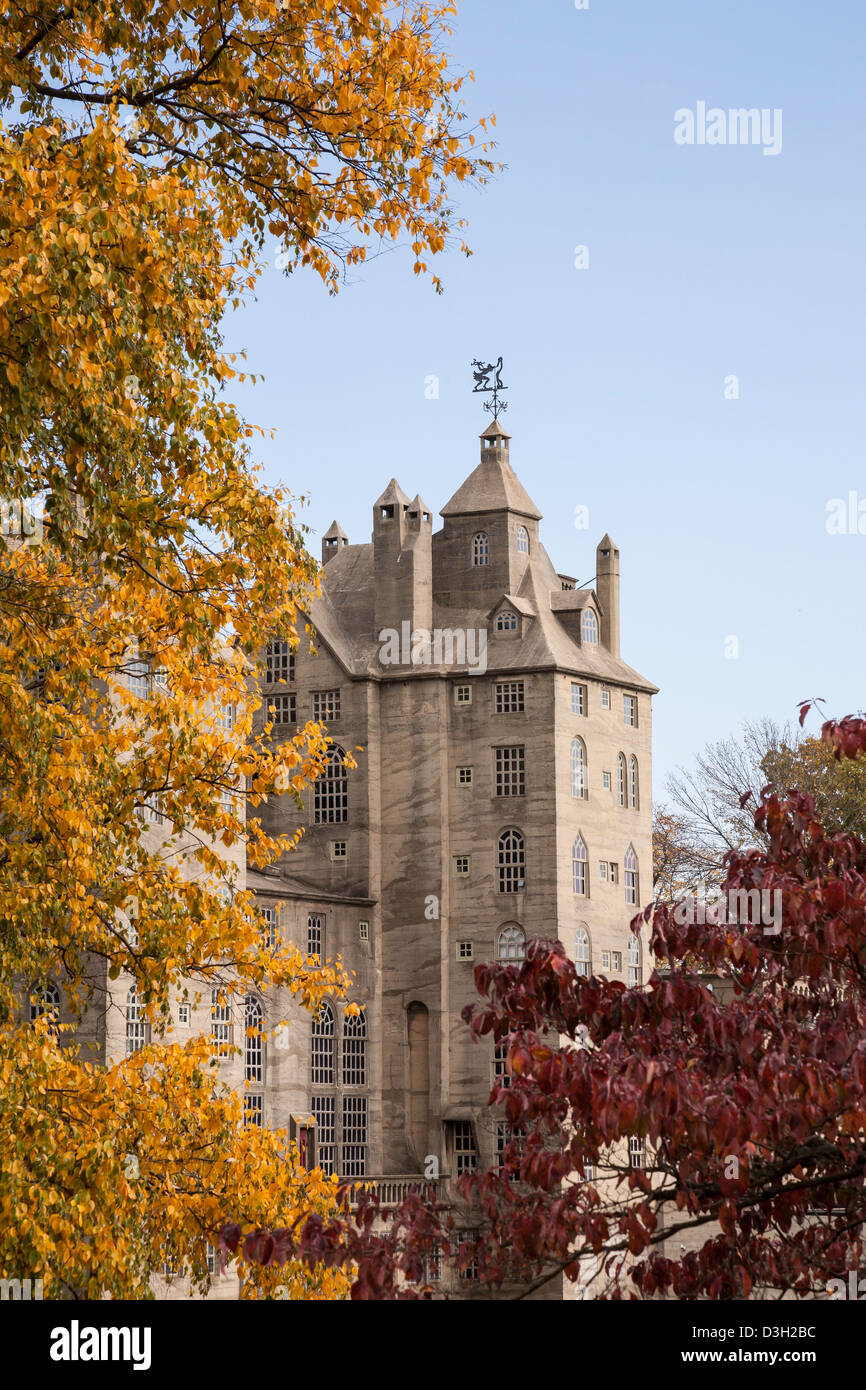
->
221 0 866 800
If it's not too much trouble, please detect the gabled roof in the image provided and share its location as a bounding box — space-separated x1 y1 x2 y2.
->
487 593 535 619
440 453 542 521
549 587 603 614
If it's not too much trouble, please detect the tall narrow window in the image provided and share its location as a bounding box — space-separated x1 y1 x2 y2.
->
570 737 587 799
575 925 591 977
307 913 325 962
516 525 529 555
472 532 489 566
453 1121 477 1175
341 1096 367 1177
211 988 231 1057
126 985 148 1055
260 905 278 950
625 845 639 906
497 924 526 961
493 1041 511 1090
624 694 638 727
265 640 294 685
497 829 525 893
342 1009 367 1086
312 1096 336 1174
312 1000 335 1085
571 683 587 716
628 934 641 987
244 995 263 1083
314 745 348 824
495 746 525 796
629 755 639 809
581 609 598 644
572 834 588 896
127 659 150 699
617 753 626 807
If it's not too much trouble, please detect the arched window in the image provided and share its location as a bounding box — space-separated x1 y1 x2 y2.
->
575 925 591 977
572 835 588 896
625 845 639 906
516 526 529 555
617 753 626 807
29 981 60 1026
570 737 587 799
472 532 489 566
126 985 148 1055
581 608 598 644
629 756 639 809
244 995 263 1083
495 611 518 632
498 924 526 961
497 830 525 893
314 744 348 824
311 1000 335 1086
342 1008 367 1086
628 934 641 987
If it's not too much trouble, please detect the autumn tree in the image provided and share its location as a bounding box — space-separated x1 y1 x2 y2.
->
230 707 866 1299
0 0 492 1296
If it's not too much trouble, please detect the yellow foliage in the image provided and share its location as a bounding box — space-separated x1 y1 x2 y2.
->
0 0 492 1298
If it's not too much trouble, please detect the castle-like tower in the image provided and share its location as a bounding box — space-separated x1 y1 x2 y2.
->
249 419 657 1282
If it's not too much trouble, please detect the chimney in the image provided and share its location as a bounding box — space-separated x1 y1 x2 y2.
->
321 519 348 566
596 534 620 657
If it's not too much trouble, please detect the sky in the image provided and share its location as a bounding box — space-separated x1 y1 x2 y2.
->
221 0 866 801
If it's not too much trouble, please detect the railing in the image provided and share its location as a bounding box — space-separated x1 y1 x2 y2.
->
343 1175 446 1208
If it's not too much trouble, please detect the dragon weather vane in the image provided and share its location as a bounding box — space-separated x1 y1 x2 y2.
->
471 356 508 420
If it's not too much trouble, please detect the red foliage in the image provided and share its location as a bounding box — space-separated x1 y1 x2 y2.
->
226 708 866 1299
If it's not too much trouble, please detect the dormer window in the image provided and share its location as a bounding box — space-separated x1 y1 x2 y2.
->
581 608 598 644
496 611 518 632
472 532 489 566
516 526 529 555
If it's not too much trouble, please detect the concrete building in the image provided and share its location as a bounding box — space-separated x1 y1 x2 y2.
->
248 416 658 1288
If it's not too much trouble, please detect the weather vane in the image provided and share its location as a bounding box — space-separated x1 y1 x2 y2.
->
471 356 508 420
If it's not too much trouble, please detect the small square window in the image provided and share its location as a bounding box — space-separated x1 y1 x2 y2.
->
456 941 474 961
455 685 472 706
313 689 341 722
359 920 369 942
455 856 470 876
178 1004 190 1026
495 681 525 714
267 693 296 725
601 950 610 971
456 766 473 786
602 771 611 791
599 861 608 882
571 683 587 716
611 951 622 972
330 841 347 860
601 686 611 710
